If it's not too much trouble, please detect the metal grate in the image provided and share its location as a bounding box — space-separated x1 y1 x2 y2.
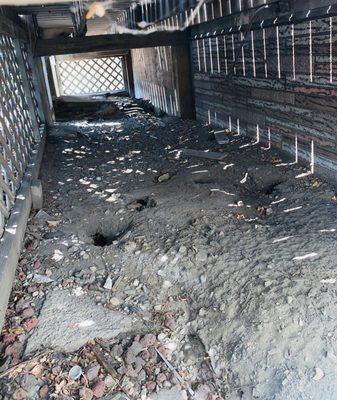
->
0 34 38 236
58 56 125 95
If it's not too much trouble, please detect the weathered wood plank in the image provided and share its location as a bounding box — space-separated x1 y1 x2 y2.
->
35 31 188 56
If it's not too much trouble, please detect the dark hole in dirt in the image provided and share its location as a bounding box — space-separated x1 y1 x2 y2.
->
263 180 284 195
92 233 108 247
91 221 132 247
127 197 156 211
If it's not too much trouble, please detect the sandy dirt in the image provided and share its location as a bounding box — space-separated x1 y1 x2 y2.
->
1 99 337 400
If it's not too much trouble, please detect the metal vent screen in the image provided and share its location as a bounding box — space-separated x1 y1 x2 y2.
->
58 56 125 95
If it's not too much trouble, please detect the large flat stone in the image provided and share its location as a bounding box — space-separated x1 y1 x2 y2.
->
25 289 136 354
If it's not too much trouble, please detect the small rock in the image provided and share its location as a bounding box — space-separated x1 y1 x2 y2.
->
164 316 175 331
86 364 100 381
157 173 171 183
124 241 137 252
92 380 105 397
38 385 49 399
24 316 39 332
12 388 27 400
157 372 166 384
109 297 122 307
104 375 118 389
146 381 156 392
162 280 172 289
32 274 53 284
21 307 35 319
103 276 113 290
69 365 83 380
194 384 211 400
140 333 156 348
3 332 16 346
79 387 94 400
313 367 324 381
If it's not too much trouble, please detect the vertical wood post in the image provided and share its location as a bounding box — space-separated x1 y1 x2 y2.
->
123 52 135 97
34 57 55 125
171 43 195 119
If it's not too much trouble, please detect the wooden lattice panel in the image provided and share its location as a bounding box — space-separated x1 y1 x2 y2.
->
21 43 42 127
58 56 125 95
0 34 36 235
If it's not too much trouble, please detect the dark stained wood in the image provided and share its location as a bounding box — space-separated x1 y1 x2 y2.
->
172 43 195 119
0 12 27 41
123 52 135 97
190 14 337 178
35 30 188 56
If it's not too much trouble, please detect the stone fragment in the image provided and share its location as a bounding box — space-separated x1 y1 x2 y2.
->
92 380 105 397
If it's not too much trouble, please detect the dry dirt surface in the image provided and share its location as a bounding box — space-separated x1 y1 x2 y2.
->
1 99 337 400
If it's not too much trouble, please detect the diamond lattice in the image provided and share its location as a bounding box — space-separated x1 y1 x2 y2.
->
58 57 125 95
0 34 36 235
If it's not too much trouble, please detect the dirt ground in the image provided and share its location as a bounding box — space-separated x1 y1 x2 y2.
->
1 98 337 400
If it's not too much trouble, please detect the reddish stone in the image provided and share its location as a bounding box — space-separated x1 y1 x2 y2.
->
156 372 166 384
38 385 49 399
140 333 156 348
92 380 105 398
3 332 16 346
24 316 38 332
12 388 27 400
145 381 156 392
18 272 26 281
25 238 38 251
79 387 94 400
5 341 22 359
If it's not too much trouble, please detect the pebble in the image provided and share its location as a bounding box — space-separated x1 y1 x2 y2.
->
68 365 83 380
162 280 172 289
146 381 156 392
109 297 122 307
85 364 100 381
92 380 106 397
79 387 94 400
103 276 113 290
12 388 27 400
24 316 39 332
21 307 34 319
38 385 49 399
104 375 118 389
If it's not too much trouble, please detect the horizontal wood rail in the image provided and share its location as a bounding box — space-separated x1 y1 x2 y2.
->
35 30 188 56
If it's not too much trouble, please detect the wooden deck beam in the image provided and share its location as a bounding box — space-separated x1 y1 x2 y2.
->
35 30 188 57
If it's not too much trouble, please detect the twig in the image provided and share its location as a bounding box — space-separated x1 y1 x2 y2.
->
155 347 195 398
0 351 50 379
91 344 131 400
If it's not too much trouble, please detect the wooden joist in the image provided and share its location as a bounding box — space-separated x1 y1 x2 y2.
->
0 13 27 41
35 30 188 57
